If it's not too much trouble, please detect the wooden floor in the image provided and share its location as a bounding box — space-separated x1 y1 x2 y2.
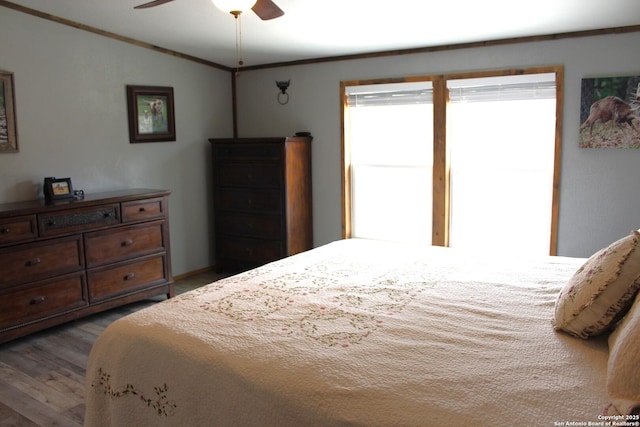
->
0 270 228 427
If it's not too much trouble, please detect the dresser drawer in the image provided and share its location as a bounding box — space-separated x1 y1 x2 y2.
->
217 236 283 265
216 189 282 214
0 236 84 289
0 273 87 331
84 221 165 268
0 215 37 246
217 212 282 239
122 197 166 223
87 254 167 302
214 143 282 159
215 163 281 188
39 204 120 237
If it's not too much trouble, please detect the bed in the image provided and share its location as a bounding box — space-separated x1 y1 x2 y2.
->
84 237 640 426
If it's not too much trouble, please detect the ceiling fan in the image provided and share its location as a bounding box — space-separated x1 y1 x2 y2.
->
134 0 284 20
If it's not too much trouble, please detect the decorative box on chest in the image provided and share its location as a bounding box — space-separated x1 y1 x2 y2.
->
209 136 313 272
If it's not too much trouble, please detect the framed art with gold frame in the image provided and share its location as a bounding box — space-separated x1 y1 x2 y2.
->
0 71 18 153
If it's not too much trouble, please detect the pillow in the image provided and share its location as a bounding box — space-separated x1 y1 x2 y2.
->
607 292 640 401
553 230 640 338
603 398 640 417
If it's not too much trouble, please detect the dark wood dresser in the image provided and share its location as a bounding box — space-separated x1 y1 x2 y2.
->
209 136 313 272
0 188 174 343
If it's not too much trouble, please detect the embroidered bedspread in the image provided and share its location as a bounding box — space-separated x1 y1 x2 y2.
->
84 239 611 426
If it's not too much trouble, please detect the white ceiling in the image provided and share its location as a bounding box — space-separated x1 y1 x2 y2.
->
5 0 640 68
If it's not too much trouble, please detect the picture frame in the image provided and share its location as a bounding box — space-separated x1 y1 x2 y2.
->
0 71 18 153
126 85 176 143
579 75 640 148
43 177 75 201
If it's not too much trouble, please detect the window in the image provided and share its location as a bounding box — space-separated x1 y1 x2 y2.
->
342 67 563 255
447 74 557 255
345 82 433 242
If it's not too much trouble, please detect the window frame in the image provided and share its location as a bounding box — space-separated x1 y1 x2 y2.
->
341 66 564 255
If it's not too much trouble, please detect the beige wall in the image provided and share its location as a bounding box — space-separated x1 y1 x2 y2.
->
0 7 234 275
235 31 640 258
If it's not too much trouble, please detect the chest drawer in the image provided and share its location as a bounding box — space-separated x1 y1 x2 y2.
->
214 143 282 159
122 197 166 223
84 221 165 268
217 212 282 239
39 204 120 237
0 236 84 288
0 273 87 330
87 254 167 303
215 163 281 188
0 215 37 246
216 188 282 214
217 236 283 265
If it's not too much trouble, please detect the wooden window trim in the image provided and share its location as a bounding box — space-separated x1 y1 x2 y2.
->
341 65 563 255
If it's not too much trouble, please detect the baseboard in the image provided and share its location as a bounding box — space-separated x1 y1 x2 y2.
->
173 265 216 281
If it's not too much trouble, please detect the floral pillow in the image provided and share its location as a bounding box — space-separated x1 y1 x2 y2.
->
553 230 640 339
607 292 640 401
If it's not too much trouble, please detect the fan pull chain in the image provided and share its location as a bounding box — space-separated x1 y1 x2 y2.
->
233 12 244 77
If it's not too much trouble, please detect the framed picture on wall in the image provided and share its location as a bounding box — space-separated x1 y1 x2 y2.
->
126 85 176 143
0 71 18 153
579 76 640 148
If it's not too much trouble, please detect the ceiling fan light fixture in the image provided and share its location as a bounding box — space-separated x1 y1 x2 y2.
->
211 0 258 15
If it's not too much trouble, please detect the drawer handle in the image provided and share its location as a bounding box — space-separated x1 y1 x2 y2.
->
103 212 112 218
1 227 9 234
122 239 134 247
47 220 56 226
124 273 135 281
27 258 41 266
30 296 46 305
139 207 146 212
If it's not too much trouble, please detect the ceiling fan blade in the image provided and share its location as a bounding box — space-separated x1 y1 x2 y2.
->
252 0 284 20
134 0 175 9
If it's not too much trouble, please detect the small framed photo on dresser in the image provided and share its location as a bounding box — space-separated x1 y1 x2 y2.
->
43 177 75 201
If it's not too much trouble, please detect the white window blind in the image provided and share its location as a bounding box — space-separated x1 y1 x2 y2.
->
346 82 433 107
448 73 556 102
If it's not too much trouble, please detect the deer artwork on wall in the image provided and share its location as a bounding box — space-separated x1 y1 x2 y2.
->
579 77 640 148
580 96 640 136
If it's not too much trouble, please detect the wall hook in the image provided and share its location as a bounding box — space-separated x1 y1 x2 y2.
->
276 80 290 105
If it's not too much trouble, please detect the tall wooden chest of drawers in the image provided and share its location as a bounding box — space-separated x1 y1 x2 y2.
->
0 188 174 343
209 136 313 272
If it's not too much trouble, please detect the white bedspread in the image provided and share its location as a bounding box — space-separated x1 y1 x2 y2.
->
85 239 612 426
